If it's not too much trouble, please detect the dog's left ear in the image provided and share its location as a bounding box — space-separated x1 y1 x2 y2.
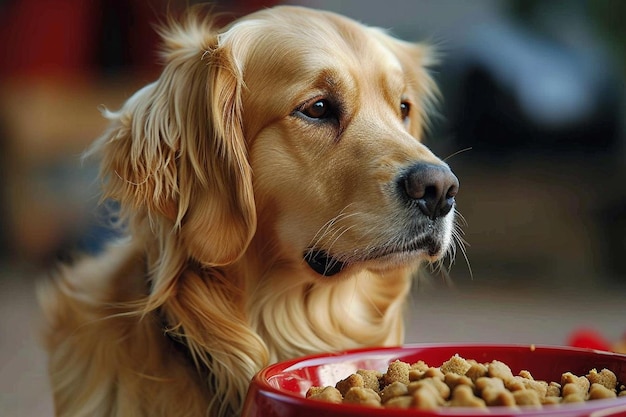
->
93 14 256 267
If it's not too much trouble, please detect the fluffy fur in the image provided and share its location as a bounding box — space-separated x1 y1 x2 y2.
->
38 6 461 417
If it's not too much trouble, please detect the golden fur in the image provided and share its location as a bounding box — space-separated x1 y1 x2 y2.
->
38 6 460 417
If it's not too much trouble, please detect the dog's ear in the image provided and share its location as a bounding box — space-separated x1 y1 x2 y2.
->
91 14 256 267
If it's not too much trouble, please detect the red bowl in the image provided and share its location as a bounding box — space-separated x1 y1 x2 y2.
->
242 344 626 417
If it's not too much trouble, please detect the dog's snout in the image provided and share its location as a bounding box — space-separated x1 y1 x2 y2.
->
402 163 459 220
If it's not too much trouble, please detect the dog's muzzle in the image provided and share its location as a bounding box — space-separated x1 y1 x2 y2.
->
305 162 459 277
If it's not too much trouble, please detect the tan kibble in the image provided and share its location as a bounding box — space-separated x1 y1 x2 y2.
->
476 376 506 392
518 370 534 380
408 378 450 400
444 373 474 391
306 386 324 397
561 372 590 395
541 396 562 405
356 369 382 393
483 388 516 406
475 376 515 406
505 376 548 397
306 386 343 404
408 369 425 381
343 387 381 407
465 362 488 381
449 384 487 408
562 383 584 397
305 355 624 409
588 383 617 400
562 393 586 403
513 389 541 407
383 360 410 385
440 354 472 375
385 395 413 408
587 368 618 391
336 373 364 397
410 360 429 372
412 387 441 410
423 367 445 381
380 381 408 403
488 360 514 381
546 382 561 397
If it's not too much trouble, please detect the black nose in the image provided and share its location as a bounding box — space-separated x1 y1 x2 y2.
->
401 163 459 220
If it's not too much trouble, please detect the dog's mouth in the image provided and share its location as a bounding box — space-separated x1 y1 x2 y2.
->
304 251 346 277
304 236 443 277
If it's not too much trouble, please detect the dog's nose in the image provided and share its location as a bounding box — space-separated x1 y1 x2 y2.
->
402 163 459 220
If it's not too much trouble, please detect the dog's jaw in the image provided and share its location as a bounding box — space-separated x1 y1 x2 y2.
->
303 209 456 277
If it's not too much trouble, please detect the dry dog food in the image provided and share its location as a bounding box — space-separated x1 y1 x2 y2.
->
306 354 626 409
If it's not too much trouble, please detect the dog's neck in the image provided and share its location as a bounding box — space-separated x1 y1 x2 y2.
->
232 252 414 363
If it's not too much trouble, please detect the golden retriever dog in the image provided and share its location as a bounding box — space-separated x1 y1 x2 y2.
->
38 5 460 417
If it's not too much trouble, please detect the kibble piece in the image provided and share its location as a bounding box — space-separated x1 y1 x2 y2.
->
383 360 411 385
408 369 425 381
336 373 364 396
422 367 445 381
488 360 514 381
506 376 548 397
465 362 488 381
588 383 617 400
541 396 562 405
483 388 516 406
587 368 618 391
306 386 343 403
385 395 413 408
513 389 541 406
343 387 381 407
519 370 534 380
410 360 429 372
562 393 586 403
476 377 515 406
546 382 561 397
449 384 487 408
561 372 590 395
408 378 450 400
441 354 472 375
356 369 382 393
412 387 441 410
444 373 474 391
380 381 408 403
476 376 506 392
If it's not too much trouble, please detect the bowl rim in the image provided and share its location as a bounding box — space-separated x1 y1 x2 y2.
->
248 343 626 416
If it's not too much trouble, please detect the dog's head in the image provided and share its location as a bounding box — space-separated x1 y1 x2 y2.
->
94 5 459 280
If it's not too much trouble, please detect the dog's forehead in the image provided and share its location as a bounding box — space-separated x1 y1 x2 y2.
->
225 6 405 74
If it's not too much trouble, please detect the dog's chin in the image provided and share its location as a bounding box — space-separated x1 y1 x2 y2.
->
304 235 448 277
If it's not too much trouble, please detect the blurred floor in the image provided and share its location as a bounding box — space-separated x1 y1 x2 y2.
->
0 266 53 417
2 263 625 417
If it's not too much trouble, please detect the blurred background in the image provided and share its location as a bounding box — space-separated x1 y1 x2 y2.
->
1 0 624 415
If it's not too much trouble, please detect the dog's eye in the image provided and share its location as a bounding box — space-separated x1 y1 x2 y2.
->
297 99 335 121
400 101 411 121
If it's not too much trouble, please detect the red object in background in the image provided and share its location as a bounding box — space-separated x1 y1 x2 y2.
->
0 0 97 78
0 0 281 80
568 328 613 352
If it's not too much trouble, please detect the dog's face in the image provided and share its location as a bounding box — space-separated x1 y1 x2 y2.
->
98 6 459 279
232 8 459 276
